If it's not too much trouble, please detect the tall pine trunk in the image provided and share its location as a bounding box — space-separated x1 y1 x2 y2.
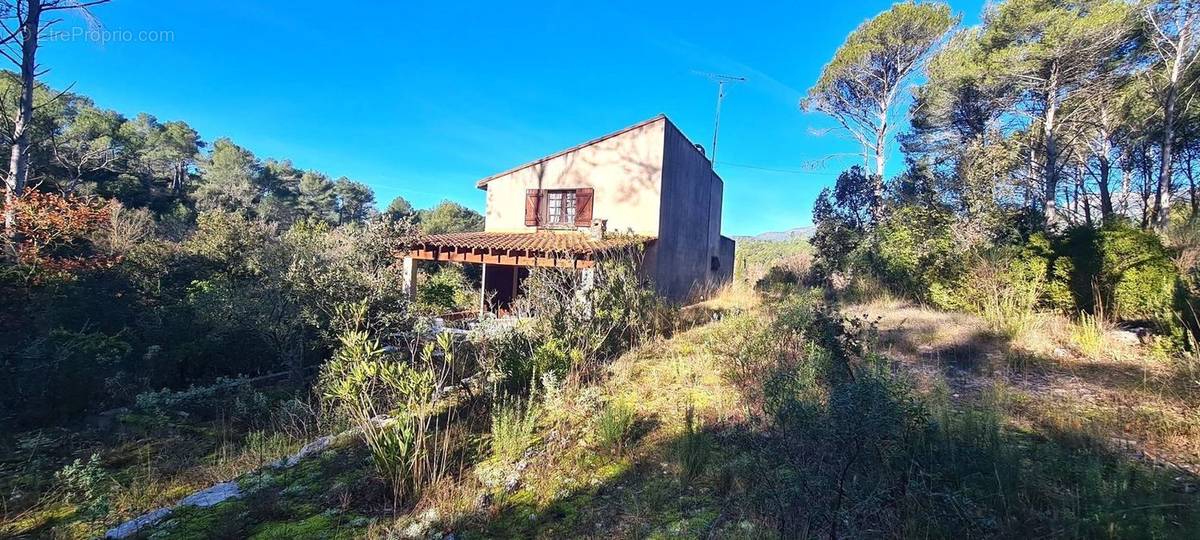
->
1155 81 1178 231
4 0 41 242
1098 153 1114 221
1078 172 1092 226
1097 107 1114 220
1042 78 1061 229
1188 161 1197 219
870 108 888 222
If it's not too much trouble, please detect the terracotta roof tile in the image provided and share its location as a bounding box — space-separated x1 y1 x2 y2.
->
412 231 652 255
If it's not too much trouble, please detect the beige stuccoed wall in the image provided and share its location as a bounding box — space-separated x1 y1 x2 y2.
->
481 117 666 235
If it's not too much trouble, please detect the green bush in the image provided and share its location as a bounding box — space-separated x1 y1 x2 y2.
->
742 296 1200 537
476 331 582 398
54 453 112 522
472 323 542 395
531 338 580 380
755 302 929 537
514 242 670 362
1051 221 1179 329
754 266 804 294
861 204 959 302
13 329 132 424
134 376 272 426
416 265 475 314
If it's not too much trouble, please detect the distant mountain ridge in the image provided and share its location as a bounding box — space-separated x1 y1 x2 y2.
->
736 226 814 242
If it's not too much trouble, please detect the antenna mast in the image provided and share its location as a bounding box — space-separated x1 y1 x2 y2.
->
695 72 746 169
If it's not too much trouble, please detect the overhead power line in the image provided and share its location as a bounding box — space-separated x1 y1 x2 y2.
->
719 161 832 176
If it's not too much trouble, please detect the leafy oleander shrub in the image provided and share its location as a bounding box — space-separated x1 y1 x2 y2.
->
318 307 451 508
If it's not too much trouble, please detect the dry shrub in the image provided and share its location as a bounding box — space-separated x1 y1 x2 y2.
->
511 240 672 365
958 253 1043 341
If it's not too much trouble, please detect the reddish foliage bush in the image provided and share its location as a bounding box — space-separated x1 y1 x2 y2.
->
3 190 118 281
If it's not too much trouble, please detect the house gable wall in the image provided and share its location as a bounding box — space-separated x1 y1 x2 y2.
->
481 118 666 236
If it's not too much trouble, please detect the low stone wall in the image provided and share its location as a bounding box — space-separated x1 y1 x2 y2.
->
104 416 382 539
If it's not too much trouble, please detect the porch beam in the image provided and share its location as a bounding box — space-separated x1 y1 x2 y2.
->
404 247 593 268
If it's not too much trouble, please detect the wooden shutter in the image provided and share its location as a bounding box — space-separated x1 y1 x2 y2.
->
524 189 541 226
574 188 594 226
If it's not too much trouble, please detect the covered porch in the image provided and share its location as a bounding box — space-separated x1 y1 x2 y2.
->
400 231 652 315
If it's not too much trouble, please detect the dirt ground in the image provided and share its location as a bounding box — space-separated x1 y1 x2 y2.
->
852 298 1200 481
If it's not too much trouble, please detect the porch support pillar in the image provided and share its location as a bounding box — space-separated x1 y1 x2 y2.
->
579 267 596 291
480 262 489 315
578 266 596 301
400 256 416 300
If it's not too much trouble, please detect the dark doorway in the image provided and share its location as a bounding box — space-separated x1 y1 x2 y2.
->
484 265 530 314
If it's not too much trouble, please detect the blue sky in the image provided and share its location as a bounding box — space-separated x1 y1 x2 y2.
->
44 1 986 236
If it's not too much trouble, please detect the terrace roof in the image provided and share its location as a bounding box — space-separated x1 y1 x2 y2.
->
406 231 652 269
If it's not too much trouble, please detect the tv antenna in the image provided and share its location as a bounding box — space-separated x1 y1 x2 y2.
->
694 71 746 169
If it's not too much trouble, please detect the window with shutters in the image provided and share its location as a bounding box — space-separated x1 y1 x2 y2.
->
546 190 576 225
525 188 592 228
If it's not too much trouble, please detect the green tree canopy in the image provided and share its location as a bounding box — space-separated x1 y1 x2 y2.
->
296 171 337 222
193 138 261 214
333 177 376 224
803 0 957 217
418 200 484 234
51 98 124 193
385 195 416 220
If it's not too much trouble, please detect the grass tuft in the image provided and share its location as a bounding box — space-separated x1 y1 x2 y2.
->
676 406 709 486
1071 311 1107 360
490 399 538 463
595 399 636 454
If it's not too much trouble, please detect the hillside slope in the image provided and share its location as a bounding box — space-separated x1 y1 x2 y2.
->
112 285 1200 539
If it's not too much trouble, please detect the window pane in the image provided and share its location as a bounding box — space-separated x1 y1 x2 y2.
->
544 190 577 225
